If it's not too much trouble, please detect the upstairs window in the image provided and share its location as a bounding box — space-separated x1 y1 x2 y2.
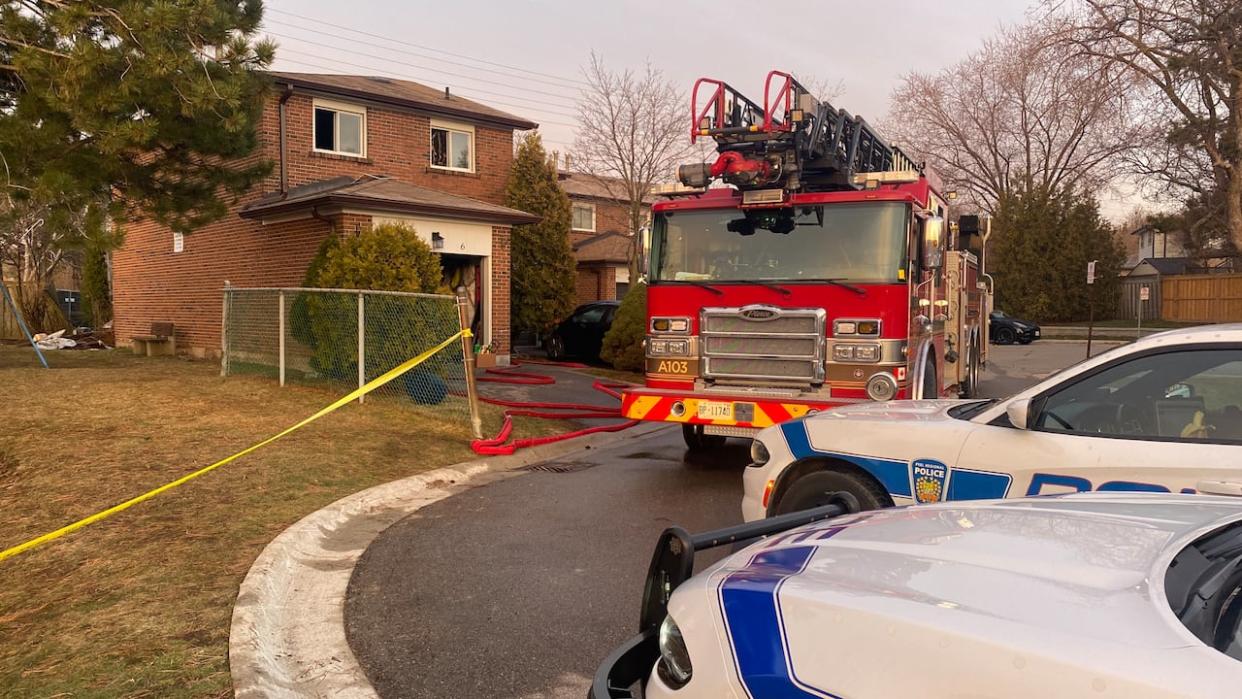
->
430 120 474 172
572 202 596 232
313 99 366 157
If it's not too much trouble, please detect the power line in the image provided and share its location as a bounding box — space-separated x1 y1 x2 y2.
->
266 28 581 107
266 17 584 95
273 50 582 125
267 8 588 88
272 56 582 129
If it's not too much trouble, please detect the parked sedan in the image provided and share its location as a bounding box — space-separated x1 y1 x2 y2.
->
545 301 620 362
592 493 1242 699
743 324 1242 520
990 309 1040 344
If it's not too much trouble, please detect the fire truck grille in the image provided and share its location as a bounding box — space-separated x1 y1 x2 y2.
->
700 307 825 385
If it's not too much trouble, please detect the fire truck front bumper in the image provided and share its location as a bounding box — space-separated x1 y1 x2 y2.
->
620 387 856 433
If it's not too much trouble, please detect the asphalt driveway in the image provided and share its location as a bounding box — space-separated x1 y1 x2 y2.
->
344 342 1099 699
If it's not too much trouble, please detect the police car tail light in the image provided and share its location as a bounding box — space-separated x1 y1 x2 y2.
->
657 615 693 689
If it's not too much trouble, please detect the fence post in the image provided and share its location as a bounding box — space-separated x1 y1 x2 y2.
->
457 292 484 440
220 282 230 377
278 290 286 387
357 291 365 404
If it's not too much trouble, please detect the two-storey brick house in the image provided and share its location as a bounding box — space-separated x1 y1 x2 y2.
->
111 72 538 363
557 171 652 304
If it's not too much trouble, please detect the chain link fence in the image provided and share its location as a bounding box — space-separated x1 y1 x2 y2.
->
222 286 481 435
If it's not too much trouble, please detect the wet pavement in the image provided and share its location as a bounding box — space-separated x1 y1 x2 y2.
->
344 342 1095 699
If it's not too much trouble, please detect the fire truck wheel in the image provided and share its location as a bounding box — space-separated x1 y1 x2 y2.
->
773 469 890 515
959 340 979 398
921 363 939 400
682 424 726 451
994 326 1016 345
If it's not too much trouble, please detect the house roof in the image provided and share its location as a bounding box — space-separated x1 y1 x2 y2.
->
1129 257 1195 276
572 231 632 265
558 171 657 205
269 72 537 130
240 175 540 225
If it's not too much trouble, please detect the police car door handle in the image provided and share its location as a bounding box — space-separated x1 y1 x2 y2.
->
1197 480 1242 497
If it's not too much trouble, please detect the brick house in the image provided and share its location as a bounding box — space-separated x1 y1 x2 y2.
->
557 171 652 304
111 72 538 363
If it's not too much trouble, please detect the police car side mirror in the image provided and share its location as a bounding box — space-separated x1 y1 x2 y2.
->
1006 398 1033 430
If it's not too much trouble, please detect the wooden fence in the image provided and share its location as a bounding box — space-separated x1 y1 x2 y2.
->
1 282 23 340
1118 277 1161 321
1161 273 1242 322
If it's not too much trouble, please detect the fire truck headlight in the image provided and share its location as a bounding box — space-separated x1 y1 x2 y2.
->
651 317 690 334
854 344 881 362
866 372 898 402
649 339 670 355
667 340 689 355
832 344 855 361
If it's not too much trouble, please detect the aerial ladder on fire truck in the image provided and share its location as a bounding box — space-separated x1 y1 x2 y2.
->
677 71 919 194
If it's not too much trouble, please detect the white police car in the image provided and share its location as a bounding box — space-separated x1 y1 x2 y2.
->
743 324 1242 521
591 493 1242 698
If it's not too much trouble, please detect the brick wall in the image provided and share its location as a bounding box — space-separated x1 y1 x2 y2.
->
112 86 519 356
573 265 620 305
490 226 511 358
570 197 640 238
277 93 515 204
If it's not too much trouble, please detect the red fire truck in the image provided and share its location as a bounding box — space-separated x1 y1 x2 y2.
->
621 71 991 451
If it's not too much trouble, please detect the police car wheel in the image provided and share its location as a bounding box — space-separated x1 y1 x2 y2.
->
774 470 890 515
682 424 726 451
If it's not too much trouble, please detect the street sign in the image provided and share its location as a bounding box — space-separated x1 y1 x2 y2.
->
1087 260 1096 285
1140 286 1150 301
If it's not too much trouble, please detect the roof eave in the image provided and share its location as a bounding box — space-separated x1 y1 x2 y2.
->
272 75 538 131
240 193 540 226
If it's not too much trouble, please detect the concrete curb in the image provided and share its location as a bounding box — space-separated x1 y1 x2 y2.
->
229 422 670 698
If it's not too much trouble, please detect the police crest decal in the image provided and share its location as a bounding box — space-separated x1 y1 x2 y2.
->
911 459 948 504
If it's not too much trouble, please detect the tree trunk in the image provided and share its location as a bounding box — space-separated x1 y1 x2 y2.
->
1229 168 1242 255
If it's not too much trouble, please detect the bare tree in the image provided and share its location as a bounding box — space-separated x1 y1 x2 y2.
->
886 23 1137 212
1045 0 1242 250
571 53 694 267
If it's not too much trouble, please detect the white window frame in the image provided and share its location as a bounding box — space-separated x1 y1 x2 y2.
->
430 119 475 173
172 231 184 253
571 201 596 232
312 98 367 158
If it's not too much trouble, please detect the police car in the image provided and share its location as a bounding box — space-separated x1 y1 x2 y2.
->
591 493 1242 698
743 324 1242 521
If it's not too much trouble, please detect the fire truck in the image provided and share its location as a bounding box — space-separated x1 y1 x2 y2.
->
621 71 992 451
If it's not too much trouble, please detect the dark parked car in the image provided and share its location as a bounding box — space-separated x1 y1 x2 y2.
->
545 301 620 361
989 309 1040 345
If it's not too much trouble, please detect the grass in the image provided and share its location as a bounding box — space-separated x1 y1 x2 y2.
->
0 346 564 698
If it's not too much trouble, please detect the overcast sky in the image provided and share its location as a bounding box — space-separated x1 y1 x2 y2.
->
262 0 1141 220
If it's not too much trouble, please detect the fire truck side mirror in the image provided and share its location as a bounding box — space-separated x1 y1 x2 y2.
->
923 216 945 270
638 225 652 281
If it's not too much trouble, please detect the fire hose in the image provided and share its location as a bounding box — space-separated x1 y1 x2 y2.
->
469 361 640 456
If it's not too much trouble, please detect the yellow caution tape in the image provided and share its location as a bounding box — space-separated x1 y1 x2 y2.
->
0 330 467 564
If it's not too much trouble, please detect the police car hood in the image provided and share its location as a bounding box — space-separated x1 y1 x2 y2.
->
706 494 1242 679
814 398 970 423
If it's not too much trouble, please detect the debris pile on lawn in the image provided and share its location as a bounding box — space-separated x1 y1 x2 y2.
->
32 327 111 350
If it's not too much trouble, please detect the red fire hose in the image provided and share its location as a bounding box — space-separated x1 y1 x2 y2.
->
469 361 640 455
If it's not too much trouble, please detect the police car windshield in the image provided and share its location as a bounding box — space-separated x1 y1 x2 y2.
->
1166 521 1242 662
650 203 908 284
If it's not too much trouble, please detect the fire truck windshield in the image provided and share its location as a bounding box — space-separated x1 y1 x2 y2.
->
650 202 908 285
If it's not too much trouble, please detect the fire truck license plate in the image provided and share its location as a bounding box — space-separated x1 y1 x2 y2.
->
697 401 733 420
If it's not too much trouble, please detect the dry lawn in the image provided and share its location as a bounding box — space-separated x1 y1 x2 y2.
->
0 345 560 697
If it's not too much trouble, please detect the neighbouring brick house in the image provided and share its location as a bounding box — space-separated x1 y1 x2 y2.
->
111 72 538 363
557 171 653 304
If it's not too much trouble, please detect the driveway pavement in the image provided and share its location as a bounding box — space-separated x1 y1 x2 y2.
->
344 342 1094 699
